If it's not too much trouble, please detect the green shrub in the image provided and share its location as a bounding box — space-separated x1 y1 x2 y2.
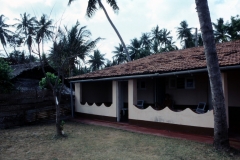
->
0 58 13 93
39 72 61 89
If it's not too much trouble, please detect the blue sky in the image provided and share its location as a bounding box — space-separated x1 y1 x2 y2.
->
1 0 240 60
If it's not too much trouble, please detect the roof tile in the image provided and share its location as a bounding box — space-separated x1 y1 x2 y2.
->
69 40 240 80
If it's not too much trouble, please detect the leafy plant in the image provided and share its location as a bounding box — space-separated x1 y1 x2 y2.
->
39 72 61 89
0 58 13 93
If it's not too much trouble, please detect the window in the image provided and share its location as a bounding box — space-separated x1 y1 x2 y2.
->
169 77 195 89
185 78 195 89
137 80 146 89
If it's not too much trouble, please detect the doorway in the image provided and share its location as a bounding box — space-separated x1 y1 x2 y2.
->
117 81 128 122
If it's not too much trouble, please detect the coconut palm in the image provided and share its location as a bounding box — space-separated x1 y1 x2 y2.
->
177 20 194 48
49 21 101 76
14 13 36 58
161 28 172 47
88 50 105 71
227 15 240 40
35 14 54 54
128 38 142 60
68 0 131 61
0 15 13 57
112 43 127 64
151 25 162 45
212 18 230 43
195 0 229 149
140 32 152 51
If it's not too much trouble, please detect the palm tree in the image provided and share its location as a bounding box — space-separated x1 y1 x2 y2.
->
227 15 240 40
128 38 142 60
195 0 229 150
14 13 36 58
151 25 162 45
177 20 194 48
140 32 152 51
212 18 230 43
0 15 13 57
88 50 105 71
112 43 127 64
68 0 131 62
49 21 101 76
35 14 54 54
161 28 172 47
160 39 178 52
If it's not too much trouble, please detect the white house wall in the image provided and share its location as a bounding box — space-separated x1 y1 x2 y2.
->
74 82 117 118
128 79 214 128
166 74 209 105
129 105 214 128
137 79 154 104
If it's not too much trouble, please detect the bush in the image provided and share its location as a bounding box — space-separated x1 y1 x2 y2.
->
39 72 61 89
0 58 13 93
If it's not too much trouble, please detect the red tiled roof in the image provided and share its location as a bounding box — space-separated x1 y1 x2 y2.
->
69 40 240 80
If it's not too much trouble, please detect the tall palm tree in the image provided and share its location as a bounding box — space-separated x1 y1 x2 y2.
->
140 32 152 51
49 21 101 76
227 15 240 40
0 15 13 57
151 25 162 44
212 18 230 43
160 39 178 52
88 50 105 71
177 20 194 48
14 13 36 58
68 0 131 62
112 43 127 64
128 38 149 60
35 14 54 54
195 0 229 150
161 28 172 47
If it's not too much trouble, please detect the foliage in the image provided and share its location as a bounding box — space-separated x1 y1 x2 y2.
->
0 15 14 57
48 21 101 76
60 120 65 131
88 50 105 71
14 12 36 59
39 72 61 89
0 58 13 93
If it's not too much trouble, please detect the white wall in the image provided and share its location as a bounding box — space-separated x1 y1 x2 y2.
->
75 82 117 118
166 74 209 105
129 105 214 128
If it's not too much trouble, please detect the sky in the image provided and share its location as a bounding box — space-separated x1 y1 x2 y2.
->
1 0 240 60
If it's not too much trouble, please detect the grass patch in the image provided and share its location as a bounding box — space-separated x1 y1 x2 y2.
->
0 121 239 160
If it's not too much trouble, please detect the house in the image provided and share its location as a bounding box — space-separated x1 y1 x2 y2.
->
68 40 240 136
10 62 56 91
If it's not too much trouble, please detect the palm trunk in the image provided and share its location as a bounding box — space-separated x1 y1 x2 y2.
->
98 0 131 62
54 91 62 136
2 43 9 57
195 0 229 150
42 41 44 55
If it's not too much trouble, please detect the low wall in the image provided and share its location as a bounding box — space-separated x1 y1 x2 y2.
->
75 103 116 118
129 105 214 128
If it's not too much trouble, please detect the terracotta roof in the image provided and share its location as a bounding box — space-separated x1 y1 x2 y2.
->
69 40 240 80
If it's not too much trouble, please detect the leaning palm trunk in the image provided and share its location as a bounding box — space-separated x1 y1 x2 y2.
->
2 43 9 57
195 0 229 150
98 0 131 62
